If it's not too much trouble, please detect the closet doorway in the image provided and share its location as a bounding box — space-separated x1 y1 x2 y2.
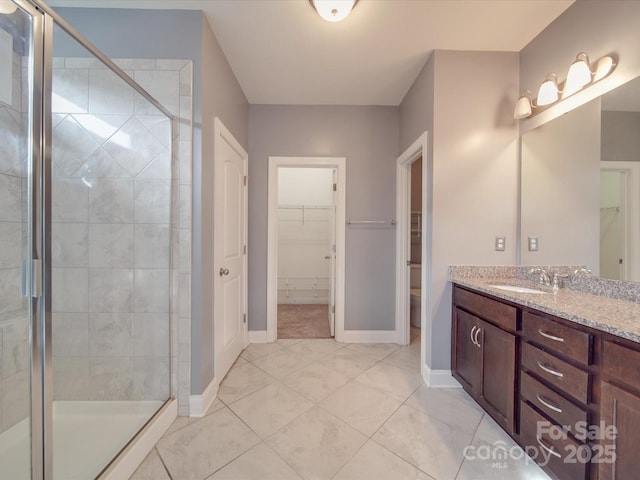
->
267 157 346 342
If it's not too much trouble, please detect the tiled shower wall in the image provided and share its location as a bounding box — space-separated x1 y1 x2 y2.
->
49 57 192 408
0 55 193 431
0 50 28 434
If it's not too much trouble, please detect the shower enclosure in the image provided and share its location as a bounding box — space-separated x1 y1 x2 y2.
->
0 1 174 478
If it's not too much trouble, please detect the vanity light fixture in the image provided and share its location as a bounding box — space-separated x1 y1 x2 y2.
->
563 52 593 98
0 1 17 14
310 0 358 22
515 52 617 119
536 73 560 106
514 90 533 120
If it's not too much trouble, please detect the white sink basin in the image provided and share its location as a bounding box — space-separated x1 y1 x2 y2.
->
489 284 547 294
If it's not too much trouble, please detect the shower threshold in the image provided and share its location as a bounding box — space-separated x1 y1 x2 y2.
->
0 400 163 480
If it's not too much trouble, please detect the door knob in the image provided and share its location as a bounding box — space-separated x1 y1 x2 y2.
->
219 268 230 276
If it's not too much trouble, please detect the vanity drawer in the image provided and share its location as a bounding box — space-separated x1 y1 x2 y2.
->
523 311 592 366
521 371 588 428
520 401 588 480
602 340 640 391
454 287 516 332
522 343 590 404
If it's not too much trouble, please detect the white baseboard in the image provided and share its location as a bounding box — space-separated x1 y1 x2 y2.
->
189 376 218 417
421 365 462 388
340 330 398 343
249 330 268 343
100 399 177 480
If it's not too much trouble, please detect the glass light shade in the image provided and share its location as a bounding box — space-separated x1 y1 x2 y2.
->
514 93 532 119
536 74 559 106
0 1 17 14
563 53 592 98
313 0 356 22
593 55 615 82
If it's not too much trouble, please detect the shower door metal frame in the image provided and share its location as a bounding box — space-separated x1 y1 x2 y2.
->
15 1 176 478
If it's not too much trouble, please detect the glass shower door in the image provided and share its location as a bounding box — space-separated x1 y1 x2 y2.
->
0 1 39 478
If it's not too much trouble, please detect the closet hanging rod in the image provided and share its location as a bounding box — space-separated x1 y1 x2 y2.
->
346 219 396 225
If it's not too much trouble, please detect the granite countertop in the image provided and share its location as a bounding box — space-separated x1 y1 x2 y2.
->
450 268 640 344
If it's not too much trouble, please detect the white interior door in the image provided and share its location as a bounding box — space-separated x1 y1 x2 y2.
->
328 169 337 336
214 118 248 382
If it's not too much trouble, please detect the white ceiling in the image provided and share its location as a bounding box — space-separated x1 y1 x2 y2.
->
47 0 574 106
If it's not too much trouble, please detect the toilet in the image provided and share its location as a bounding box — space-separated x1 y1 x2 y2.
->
410 264 421 328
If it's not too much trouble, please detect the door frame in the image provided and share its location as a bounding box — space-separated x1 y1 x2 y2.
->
395 132 429 351
213 117 249 382
600 161 640 281
266 156 346 343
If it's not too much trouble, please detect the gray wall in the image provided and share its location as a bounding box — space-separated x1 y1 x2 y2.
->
54 8 250 395
399 50 519 370
248 105 399 332
519 1 640 133
192 16 249 392
602 111 640 162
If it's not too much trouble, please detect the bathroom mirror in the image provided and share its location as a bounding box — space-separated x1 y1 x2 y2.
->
520 74 640 282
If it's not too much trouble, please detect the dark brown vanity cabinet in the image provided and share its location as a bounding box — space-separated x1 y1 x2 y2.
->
452 284 640 480
452 288 517 434
599 340 640 480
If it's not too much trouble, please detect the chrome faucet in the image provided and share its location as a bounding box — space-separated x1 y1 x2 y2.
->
530 267 551 286
572 267 592 277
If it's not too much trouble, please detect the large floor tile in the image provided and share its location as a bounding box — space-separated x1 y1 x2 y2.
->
379 344 421 373
251 349 314 379
404 385 484 435
229 382 314 438
164 415 199 437
355 362 422 402
333 440 434 480
276 338 305 347
322 348 380 379
373 405 473 480
207 443 303 480
217 362 276 404
240 342 284 361
130 448 171 480
205 397 226 416
456 438 552 480
266 406 367 480
282 361 351 402
346 343 400 360
320 381 402 436
286 338 345 357
156 408 260 480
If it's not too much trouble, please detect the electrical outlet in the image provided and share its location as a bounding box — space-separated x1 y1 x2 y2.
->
495 236 506 251
528 236 539 251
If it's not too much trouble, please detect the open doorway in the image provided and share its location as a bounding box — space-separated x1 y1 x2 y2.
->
267 157 346 343
600 161 640 281
277 167 335 338
409 158 423 344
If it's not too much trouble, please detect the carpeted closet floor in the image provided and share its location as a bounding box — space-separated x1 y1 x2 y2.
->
277 304 331 339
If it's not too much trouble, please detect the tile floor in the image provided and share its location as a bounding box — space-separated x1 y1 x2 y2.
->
131 330 551 480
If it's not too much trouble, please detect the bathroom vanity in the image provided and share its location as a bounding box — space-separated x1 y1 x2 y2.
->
451 270 640 480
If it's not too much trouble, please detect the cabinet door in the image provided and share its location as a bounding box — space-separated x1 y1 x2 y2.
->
599 381 640 480
452 308 482 392
478 319 516 433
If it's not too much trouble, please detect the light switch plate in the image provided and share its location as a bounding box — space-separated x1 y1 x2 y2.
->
495 236 506 251
528 236 539 251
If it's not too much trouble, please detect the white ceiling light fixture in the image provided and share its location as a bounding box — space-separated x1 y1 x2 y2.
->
310 0 358 23
563 52 592 98
536 73 560 106
0 0 18 14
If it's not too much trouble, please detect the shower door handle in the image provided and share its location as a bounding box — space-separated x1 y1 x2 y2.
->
219 268 230 276
21 259 41 298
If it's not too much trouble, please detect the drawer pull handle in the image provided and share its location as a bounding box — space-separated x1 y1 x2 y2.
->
536 394 563 413
537 361 564 378
536 435 562 459
537 329 565 343
470 325 477 346
474 327 481 348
